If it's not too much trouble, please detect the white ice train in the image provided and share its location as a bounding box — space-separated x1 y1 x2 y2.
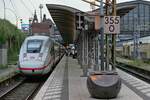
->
18 35 64 76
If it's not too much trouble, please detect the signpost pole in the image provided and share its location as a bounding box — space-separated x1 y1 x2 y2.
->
105 0 109 70
104 3 120 71
112 0 116 70
100 0 104 71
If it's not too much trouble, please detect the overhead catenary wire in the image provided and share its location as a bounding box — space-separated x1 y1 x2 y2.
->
10 0 16 12
82 0 100 7
9 0 20 17
20 0 33 15
28 0 36 10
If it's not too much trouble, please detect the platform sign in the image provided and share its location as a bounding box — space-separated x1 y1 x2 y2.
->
104 16 120 34
21 24 29 31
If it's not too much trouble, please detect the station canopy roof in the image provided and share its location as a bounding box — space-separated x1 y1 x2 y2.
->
46 4 82 44
46 2 136 44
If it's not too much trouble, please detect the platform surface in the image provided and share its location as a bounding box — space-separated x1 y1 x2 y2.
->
34 56 146 100
0 65 17 82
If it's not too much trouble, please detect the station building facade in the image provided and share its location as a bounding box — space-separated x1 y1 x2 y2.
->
118 0 150 40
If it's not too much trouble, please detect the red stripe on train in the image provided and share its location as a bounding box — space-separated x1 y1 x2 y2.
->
19 66 48 70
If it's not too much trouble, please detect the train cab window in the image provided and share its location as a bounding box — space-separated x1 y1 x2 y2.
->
27 40 43 53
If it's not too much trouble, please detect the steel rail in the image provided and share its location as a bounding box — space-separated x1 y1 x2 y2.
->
116 62 150 83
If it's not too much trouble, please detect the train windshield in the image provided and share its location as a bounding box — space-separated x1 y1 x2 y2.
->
27 40 43 53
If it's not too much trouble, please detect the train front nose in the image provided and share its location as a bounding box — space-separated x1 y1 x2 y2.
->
19 61 45 75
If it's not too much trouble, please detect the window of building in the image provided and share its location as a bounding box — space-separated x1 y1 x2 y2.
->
145 5 149 16
139 4 144 17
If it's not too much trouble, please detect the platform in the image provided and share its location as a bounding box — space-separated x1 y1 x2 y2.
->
34 56 149 100
0 65 17 83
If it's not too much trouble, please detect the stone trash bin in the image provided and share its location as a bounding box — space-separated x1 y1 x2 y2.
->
87 71 121 99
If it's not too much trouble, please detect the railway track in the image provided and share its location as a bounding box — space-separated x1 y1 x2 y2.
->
0 74 25 97
0 55 64 100
0 78 44 100
116 62 150 83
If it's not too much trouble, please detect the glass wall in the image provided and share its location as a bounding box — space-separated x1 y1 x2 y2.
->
120 3 150 37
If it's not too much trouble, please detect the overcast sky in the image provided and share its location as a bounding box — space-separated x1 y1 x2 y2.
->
0 0 142 26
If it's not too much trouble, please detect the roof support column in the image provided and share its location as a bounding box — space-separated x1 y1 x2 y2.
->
77 35 82 66
94 32 99 71
81 30 88 77
91 34 95 69
88 33 94 69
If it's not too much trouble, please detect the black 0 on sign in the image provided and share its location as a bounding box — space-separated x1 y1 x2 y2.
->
109 25 115 32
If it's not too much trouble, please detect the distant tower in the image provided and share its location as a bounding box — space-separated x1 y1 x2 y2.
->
33 10 38 23
39 4 43 22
